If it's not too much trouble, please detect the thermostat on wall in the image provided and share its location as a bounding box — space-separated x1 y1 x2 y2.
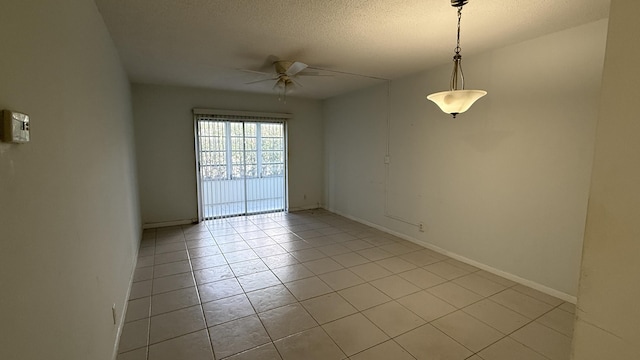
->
1 110 30 143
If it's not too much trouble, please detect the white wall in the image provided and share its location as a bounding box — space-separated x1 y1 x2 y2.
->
132 84 324 225
0 1 140 360
572 0 640 357
324 20 608 298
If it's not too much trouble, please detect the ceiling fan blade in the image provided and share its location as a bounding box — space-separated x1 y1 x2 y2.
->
237 68 272 76
289 77 303 88
273 80 284 89
285 61 308 76
245 77 278 85
297 71 333 77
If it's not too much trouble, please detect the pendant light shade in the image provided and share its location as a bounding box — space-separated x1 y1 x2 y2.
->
427 90 487 117
428 0 486 118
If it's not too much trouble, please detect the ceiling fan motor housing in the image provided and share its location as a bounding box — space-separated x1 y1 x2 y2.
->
274 61 294 74
451 0 468 7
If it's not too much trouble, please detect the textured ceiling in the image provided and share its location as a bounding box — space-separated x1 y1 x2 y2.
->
94 0 610 99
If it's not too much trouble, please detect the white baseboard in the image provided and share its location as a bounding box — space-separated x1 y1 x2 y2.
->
288 204 322 212
142 219 194 229
111 242 140 359
324 206 577 304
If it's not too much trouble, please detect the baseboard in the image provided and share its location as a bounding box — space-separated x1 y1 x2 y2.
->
288 204 322 212
111 242 140 359
325 206 577 304
142 219 195 229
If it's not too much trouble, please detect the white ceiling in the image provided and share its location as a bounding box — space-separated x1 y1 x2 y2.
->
94 0 610 99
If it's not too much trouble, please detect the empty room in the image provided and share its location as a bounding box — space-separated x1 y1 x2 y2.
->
1 0 638 359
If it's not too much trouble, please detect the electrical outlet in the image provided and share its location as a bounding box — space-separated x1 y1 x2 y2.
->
112 304 117 325
419 222 425 232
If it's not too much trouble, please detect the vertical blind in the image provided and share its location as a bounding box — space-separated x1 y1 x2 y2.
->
194 111 289 219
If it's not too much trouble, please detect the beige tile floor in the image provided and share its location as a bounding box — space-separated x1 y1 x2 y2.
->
117 209 575 360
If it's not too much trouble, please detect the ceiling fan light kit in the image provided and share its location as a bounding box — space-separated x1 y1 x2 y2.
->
427 0 487 118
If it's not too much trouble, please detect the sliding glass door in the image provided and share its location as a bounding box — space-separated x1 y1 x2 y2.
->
195 115 287 219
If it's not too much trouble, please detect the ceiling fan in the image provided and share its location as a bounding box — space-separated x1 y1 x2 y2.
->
240 60 327 102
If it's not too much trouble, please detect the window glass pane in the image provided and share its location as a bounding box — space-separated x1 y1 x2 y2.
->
231 165 243 178
230 122 243 136
231 138 244 151
214 137 225 151
261 138 283 150
261 151 283 164
245 164 257 178
213 152 226 164
261 123 283 137
199 137 211 151
244 138 257 150
261 164 284 177
202 165 226 180
200 121 224 136
245 152 257 164
231 151 244 164
201 151 226 165
244 123 257 136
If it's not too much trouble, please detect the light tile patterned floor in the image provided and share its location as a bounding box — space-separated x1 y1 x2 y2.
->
117 209 575 360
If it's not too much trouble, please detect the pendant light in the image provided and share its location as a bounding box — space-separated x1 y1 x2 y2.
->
427 0 486 118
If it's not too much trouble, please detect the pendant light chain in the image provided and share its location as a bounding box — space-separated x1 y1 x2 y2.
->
450 5 465 91
455 6 462 55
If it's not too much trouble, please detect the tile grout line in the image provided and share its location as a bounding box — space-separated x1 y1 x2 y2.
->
204 215 296 359
203 214 354 359
182 224 216 360
248 214 348 359
466 296 569 360
145 229 156 360
228 216 288 360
